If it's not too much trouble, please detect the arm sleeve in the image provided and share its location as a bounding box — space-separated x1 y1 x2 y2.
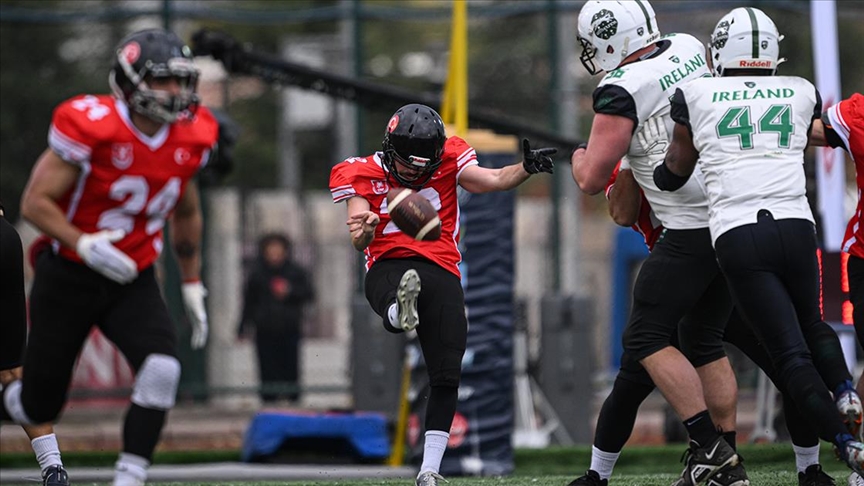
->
670 89 692 137
592 85 638 128
446 136 479 180
821 111 847 150
329 162 358 203
813 88 823 120
48 100 99 165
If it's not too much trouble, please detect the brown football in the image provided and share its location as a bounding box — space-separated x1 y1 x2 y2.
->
386 188 442 241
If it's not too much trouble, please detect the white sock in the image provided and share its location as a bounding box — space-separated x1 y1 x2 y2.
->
418 430 450 475
388 302 399 328
589 445 621 480
792 444 820 473
113 452 149 486
31 433 63 473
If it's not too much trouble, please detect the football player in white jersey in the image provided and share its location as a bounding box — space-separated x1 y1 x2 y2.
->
570 2 746 485
656 7 864 478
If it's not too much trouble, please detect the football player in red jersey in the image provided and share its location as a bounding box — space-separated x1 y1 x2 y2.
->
0 202 70 486
330 104 555 486
814 95 864 414
0 29 217 486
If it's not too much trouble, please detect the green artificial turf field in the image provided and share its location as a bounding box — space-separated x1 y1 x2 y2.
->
0 444 851 485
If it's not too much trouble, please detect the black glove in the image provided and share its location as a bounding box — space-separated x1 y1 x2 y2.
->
522 138 557 174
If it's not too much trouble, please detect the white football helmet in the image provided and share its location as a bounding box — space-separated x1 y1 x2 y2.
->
709 7 785 76
576 0 661 75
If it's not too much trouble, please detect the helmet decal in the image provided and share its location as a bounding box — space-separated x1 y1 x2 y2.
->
577 1 661 75
387 114 399 133
633 0 655 35
745 7 760 58
592 9 618 40
712 21 731 50
121 42 141 65
710 7 782 76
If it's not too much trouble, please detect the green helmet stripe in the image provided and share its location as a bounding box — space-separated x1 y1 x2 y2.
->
634 0 654 35
745 7 759 58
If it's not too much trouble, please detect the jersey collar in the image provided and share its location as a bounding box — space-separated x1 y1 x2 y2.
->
115 98 170 151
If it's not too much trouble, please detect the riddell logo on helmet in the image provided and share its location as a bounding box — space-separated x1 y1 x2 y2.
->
738 60 772 68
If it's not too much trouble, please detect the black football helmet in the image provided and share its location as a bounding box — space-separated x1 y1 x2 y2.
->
382 104 447 189
109 29 199 124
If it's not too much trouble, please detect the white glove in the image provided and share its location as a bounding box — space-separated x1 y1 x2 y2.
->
182 281 209 349
637 115 670 156
75 230 138 284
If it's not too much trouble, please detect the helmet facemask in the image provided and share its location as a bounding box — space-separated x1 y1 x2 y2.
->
576 1 661 75
577 36 602 76
382 138 443 190
381 104 446 190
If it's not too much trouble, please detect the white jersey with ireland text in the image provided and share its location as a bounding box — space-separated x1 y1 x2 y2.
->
673 76 820 243
593 33 711 230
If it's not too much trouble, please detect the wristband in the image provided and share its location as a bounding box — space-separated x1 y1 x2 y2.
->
653 162 690 191
570 142 588 159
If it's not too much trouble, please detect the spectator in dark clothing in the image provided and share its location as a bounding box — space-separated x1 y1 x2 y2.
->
238 233 314 403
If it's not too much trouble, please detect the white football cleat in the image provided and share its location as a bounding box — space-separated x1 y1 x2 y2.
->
416 471 447 486
396 269 421 331
849 472 864 486
838 389 864 441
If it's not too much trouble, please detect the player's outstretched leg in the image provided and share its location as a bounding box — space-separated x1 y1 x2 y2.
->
396 269 421 331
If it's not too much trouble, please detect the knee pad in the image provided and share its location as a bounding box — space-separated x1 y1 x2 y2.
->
3 380 36 425
131 354 181 410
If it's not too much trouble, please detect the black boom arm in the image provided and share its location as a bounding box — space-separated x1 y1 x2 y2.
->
191 29 581 152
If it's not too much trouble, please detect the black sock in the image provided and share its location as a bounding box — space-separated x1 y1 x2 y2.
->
594 377 655 452
683 410 719 447
722 431 737 451
123 404 167 461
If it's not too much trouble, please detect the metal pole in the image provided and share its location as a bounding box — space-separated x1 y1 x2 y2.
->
556 0 581 294
547 0 561 293
161 0 172 30
353 0 366 295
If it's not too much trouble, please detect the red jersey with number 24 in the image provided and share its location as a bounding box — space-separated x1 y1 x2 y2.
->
329 136 478 278
48 94 218 271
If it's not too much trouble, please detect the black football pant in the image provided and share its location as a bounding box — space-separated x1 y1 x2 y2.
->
0 216 26 371
847 255 864 348
4 252 178 461
365 257 467 433
715 211 851 444
596 308 820 454
623 228 730 365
